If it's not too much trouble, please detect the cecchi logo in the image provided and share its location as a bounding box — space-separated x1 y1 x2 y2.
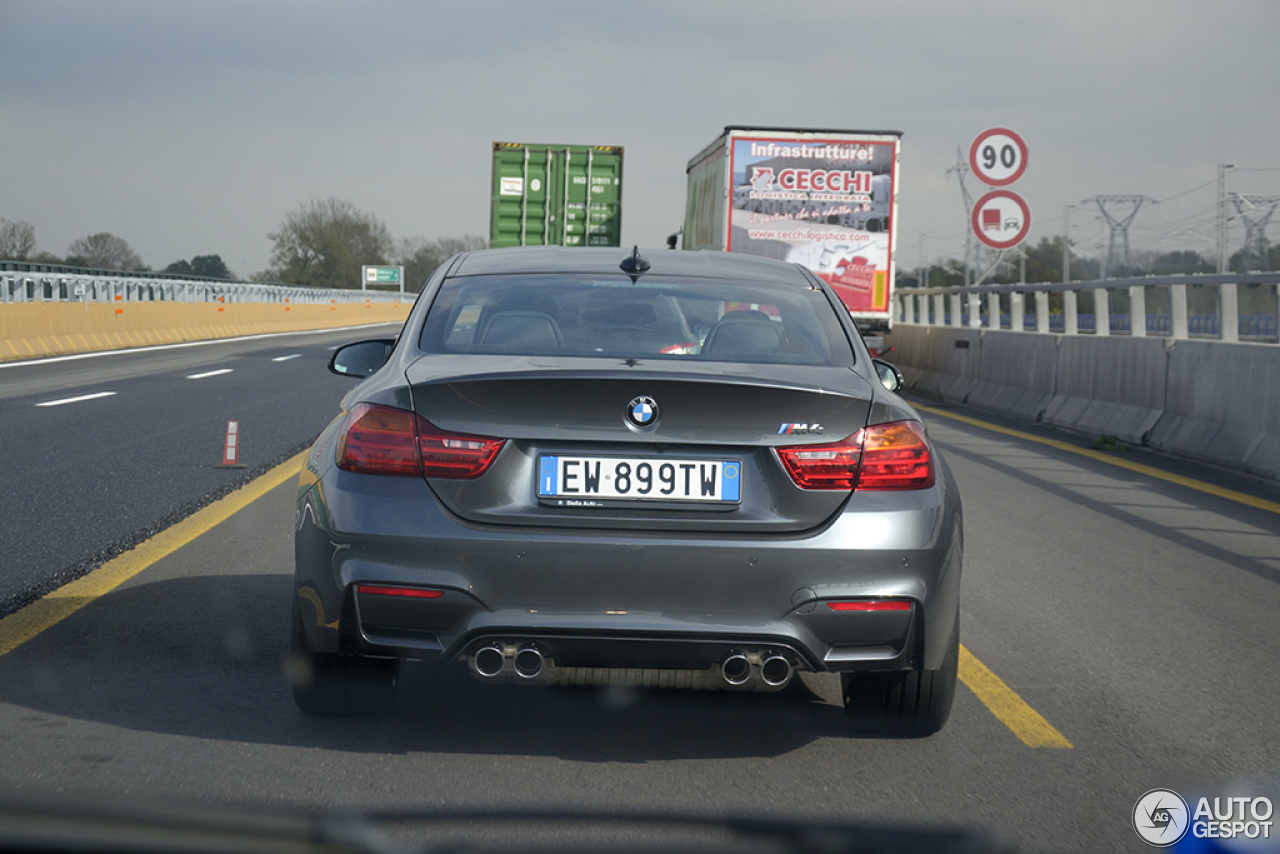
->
1134 788 1275 846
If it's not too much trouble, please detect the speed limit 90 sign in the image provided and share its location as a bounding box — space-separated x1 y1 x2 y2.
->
969 127 1028 186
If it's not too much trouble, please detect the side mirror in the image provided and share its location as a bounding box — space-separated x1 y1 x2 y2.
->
872 358 904 393
329 339 394 378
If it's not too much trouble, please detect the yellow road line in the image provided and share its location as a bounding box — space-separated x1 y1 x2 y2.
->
915 403 1280 515
959 645 1073 748
0 451 306 658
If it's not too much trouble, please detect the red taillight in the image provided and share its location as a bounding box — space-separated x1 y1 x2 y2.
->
356 584 444 599
777 419 933 491
337 404 421 476
337 403 504 479
416 425 505 479
659 341 701 355
776 436 862 490
827 600 912 612
857 420 934 490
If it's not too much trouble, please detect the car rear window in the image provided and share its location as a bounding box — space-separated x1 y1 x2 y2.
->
418 274 854 367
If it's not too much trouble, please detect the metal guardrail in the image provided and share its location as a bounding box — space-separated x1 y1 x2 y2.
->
0 269 405 306
894 272 1280 343
0 259 242 282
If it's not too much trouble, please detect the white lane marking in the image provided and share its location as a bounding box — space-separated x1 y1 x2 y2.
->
272 354 302 362
36 391 117 407
187 368 233 380
0 322 402 370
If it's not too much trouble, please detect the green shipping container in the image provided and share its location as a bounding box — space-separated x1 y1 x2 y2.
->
490 142 623 248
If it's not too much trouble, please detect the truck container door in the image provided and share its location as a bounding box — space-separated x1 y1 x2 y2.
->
491 143 623 248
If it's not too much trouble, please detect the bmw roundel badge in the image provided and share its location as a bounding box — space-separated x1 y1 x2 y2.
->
625 396 659 429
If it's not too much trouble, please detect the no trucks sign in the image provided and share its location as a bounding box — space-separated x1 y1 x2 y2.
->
972 189 1032 250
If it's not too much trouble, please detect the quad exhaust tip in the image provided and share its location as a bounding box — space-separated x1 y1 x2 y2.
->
760 654 793 687
474 643 793 690
473 644 506 678
720 651 794 689
473 643 546 680
721 653 752 686
513 646 545 679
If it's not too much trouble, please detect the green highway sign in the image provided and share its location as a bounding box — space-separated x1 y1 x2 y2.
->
361 265 405 292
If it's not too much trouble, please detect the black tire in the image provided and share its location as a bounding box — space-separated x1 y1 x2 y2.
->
290 599 398 717
841 619 958 737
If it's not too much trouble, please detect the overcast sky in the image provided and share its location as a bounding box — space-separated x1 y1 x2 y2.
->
2 0 1278 279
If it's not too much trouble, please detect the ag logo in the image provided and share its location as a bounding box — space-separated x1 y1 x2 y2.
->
1133 789 1189 847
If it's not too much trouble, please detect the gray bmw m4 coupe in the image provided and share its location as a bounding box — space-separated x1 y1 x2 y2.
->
291 246 963 736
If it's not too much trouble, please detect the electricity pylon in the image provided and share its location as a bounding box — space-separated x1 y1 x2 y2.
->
1082 195 1156 278
1230 193 1279 271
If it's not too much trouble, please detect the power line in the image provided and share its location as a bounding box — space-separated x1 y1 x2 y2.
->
1155 176 1218 204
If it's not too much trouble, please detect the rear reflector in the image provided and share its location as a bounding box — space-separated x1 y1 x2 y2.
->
356 584 444 599
336 402 505 479
827 600 912 612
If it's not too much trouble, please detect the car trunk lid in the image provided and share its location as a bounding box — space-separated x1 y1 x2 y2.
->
406 355 874 532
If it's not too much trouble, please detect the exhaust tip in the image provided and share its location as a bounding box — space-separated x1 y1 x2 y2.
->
473 645 506 678
760 654 793 687
721 653 751 686
513 646 544 679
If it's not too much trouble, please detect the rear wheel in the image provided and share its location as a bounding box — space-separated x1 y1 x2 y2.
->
841 619 958 737
290 599 398 717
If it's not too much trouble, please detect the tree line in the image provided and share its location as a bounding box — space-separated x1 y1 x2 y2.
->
0 198 487 292
1 218 235 280
261 197 485 291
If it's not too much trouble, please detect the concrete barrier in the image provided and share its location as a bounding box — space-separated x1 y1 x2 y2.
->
0 300 413 362
971 331 1057 421
1153 340 1280 480
892 327 982 405
1044 336 1167 445
884 325 1280 482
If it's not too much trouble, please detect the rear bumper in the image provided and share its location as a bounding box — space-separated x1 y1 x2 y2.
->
295 466 962 674
354 600 922 674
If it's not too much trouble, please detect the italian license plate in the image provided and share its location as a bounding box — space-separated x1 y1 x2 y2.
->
538 456 741 503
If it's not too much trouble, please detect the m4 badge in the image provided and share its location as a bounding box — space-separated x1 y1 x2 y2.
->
777 423 824 435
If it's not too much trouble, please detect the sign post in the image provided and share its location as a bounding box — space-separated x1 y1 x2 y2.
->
361 265 404 293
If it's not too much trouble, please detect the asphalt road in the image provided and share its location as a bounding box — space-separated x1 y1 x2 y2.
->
1 360 1279 852
0 325 402 613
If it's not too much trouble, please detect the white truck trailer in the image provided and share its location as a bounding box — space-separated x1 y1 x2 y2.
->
682 126 902 338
